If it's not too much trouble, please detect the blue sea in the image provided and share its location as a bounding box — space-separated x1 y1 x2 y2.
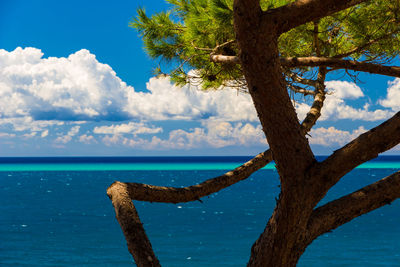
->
1 156 399 266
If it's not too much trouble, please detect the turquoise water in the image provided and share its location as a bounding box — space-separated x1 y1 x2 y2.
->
1 156 399 266
0 160 397 171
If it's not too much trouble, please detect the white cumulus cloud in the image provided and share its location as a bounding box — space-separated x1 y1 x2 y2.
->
325 80 364 99
54 126 80 144
297 80 394 122
79 134 97 144
99 121 267 150
379 78 400 111
0 47 257 123
309 126 367 146
93 122 162 135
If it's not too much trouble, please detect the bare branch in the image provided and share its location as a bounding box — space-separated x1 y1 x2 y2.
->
300 67 327 133
288 84 315 96
109 149 272 204
268 0 367 34
211 55 400 79
281 57 400 78
107 183 161 267
107 149 272 266
313 20 321 57
210 54 240 64
107 63 330 265
310 111 400 196
213 40 236 52
306 171 400 244
284 70 318 87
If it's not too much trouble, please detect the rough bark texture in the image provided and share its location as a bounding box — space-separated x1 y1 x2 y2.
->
233 0 318 265
107 183 161 267
231 0 393 266
301 67 326 133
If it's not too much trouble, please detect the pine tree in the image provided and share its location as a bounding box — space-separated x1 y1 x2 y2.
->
108 1 400 266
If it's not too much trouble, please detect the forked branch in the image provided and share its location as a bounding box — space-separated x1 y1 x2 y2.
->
108 65 330 266
306 171 400 244
107 149 272 266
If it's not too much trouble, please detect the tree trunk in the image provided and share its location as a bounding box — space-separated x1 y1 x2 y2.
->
233 1 318 266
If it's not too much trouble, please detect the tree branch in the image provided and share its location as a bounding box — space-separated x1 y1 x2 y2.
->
288 84 315 96
300 67 327 133
281 57 400 78
310 111 400 198
109 149 272 204
210 54 240 64
107 149 272 266
107 183 161 267
107 64 330 264
268 0 367 34
212 55 400 79
284 70 318 87
306 171 400 244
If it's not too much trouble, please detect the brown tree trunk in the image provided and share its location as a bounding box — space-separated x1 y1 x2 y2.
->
233 1 318 266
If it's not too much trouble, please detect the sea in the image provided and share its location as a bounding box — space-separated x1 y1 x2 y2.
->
1 156 399 267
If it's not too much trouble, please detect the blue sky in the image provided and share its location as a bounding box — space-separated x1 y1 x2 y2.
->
0 0 399 156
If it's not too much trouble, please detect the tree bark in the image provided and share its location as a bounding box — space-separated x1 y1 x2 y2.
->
234 0 318 265
306 171 400 244
268 0 367 34
232 0 388 266
311 111 400 199
107 182 161 267
281 57 400 78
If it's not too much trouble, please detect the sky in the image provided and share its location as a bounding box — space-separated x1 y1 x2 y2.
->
0 0 399 156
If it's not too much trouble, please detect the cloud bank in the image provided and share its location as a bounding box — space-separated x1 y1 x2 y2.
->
0 47 257 122
0 47 398 152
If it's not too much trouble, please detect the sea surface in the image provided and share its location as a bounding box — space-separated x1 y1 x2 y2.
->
1 156 399 266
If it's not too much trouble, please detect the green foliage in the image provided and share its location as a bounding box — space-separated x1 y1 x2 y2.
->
131 0 400 89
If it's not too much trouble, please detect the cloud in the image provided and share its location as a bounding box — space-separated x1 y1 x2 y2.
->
0 132 16 138
0 47 131 121
309 126 367 146
93 122 162 135
125 77 257 121
297 80 394 121
79 134 97 144
2 48 395 127
379 78 400 111
54 126 80 144
0 117 64 132
325 80 364 99
0 47 257 123
98 121 267 150
1 48 397 154
40 130 49 138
